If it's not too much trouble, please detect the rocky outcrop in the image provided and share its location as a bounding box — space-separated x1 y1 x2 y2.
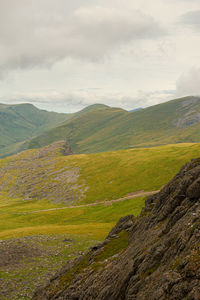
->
175 96 200 129
32 140 73 158
0 141 89 204
33 158 200 300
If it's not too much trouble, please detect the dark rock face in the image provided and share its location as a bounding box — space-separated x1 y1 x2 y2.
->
33 158 200 300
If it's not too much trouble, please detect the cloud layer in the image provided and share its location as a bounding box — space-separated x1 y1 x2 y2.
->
180 10 200 28
0 0 163 73
1 89 175 113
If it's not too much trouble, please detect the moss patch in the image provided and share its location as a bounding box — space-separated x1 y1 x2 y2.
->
45 230 129 297
95 230 129 263
142 263 160 278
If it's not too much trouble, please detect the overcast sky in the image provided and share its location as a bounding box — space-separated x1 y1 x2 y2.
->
0 0 200 112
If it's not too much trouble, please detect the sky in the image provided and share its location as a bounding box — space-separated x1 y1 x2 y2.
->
0 0 200 113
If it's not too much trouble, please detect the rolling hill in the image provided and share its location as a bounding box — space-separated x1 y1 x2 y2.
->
0 103 109 158
0 142 200 298
1 141 200 229
23 96 200 154
0 103 71 157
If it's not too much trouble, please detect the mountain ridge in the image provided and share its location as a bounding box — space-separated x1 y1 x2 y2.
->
0 102 111 158
1 96 200 158
23 96 200 154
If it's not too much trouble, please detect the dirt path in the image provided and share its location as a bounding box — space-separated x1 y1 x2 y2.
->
18 190 159 215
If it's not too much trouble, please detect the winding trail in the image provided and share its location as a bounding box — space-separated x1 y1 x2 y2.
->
18 190 159 215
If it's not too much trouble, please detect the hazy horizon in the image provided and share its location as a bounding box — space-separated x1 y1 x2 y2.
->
1 94 198 114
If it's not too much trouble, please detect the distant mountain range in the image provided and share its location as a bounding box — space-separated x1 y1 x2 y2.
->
129 107 143 112
0 96 200 157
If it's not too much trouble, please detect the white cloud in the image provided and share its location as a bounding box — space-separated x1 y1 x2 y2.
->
126 90 175 108
0 1 164 74
0 90 107 112
0 89 175 113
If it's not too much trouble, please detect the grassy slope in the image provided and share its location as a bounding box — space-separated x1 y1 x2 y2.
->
0 103 109 158
0 142 200 240
25 96 200 154
0 103 71 157
24 106 126 151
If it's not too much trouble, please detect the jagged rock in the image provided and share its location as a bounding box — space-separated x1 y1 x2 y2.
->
33 158 200 300
105 215 134 240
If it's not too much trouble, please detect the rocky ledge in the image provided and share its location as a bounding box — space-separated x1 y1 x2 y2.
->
33 158 200 300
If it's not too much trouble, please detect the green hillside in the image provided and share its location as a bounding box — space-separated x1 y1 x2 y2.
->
0 103 71 157
24 106 126 151
24 96 200 154
0 141 199 252
0 103 110 158
1 142 200 237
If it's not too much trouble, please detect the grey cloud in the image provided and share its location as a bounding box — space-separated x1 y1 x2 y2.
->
176 68 200 96
124 90 175 109
180 10 200 28
0 0 165 73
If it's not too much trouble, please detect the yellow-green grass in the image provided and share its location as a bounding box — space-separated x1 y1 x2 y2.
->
1 143 200 207
0 196 145 239
0 142 200 241
61 143 200 204
0 224 114 240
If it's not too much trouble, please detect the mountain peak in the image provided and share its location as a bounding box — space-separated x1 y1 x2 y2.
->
79 103 109 113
